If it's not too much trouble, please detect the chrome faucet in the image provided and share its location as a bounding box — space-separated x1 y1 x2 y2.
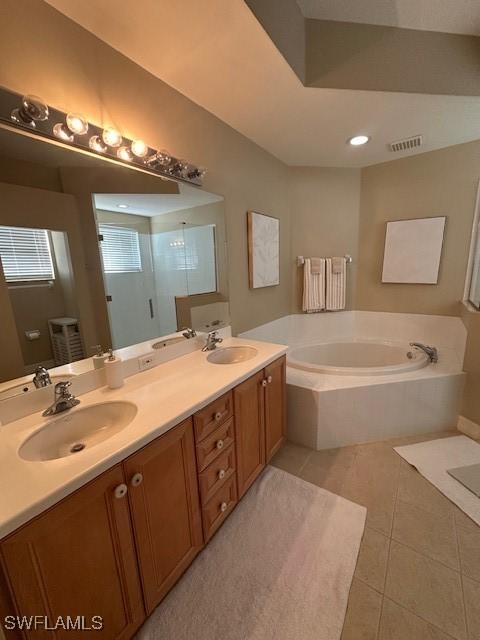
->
202 330 223 352
32 365 52 389
182 327 197 339
42 381 80 417
409 342 438 363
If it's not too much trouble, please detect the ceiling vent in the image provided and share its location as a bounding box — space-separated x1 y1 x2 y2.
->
389 135 423 153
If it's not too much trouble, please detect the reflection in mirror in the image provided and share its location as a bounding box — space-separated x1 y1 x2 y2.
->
0 125 229 397
94 190 228 349
0 225 82 375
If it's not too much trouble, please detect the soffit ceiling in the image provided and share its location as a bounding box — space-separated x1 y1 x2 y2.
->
297 0 480 36
43 0 480 167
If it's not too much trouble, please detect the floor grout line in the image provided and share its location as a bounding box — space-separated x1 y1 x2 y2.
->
454 515 470 639
279 437 480 639
381 596 461 640
376 453 402 639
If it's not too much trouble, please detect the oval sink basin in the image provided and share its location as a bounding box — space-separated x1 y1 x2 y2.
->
207 346 258 365
19 401 138 462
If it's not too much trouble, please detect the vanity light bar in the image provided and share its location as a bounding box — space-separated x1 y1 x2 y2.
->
0 88 207 186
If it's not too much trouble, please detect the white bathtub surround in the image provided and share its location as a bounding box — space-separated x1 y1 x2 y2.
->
241 312 466 449
288 341 429 376
325 257 346 310
395 436 480 526
457 415 480 440
137 466 366 640
302 257 326 312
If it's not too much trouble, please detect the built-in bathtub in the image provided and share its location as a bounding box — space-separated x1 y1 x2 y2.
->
288 340 429 376
241 312 466 450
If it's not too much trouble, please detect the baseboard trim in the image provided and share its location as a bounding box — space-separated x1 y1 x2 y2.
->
457 415 480 440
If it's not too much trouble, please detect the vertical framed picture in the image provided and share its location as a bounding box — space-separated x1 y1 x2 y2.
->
247 211 280 288
382 216 446 284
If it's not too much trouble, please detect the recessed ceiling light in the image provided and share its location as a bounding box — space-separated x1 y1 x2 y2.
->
348 135 370 146
117 204 128 209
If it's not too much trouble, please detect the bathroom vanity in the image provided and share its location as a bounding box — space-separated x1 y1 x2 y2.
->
0 346 286 638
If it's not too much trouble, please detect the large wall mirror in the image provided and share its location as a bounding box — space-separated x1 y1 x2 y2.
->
0 126 228 398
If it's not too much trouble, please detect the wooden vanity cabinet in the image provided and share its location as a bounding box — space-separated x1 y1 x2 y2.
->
234 370 266 498
264 356 287 462
0 465 145 640
123 417 203 614
235 356 286 497
0 355 286 637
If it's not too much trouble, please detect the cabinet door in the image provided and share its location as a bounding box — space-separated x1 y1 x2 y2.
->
124 418 203 614
0 465 144 640
234 370 266 498
265 356 287 463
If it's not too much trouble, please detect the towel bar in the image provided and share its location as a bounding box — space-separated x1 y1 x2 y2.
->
297 255 353 267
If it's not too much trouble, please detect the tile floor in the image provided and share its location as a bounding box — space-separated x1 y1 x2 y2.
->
270 431 480 640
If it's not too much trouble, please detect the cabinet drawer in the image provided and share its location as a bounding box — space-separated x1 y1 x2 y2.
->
198 443 236 504
194 391 233 442
196 417 235 472
202 475 237 541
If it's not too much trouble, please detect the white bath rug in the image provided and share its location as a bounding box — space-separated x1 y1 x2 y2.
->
136 466 366 640
395 435 480 526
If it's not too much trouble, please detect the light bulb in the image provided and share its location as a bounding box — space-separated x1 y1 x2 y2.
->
66 113 89 135
11 94 49 127
53 123 74 142
156 149 172 166
89 135 107 153
188 165 207 180
348 135 370 146
131 139 148 158
117 146 133 162
102 127 122 147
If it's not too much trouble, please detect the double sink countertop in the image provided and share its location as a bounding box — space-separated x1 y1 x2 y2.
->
0 337 287 539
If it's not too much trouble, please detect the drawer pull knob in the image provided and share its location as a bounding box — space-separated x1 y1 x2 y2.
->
216 439 224 450
131 472 143 487
220 501 228 513
267 375 273 384
214 411 222 421
218 469 226 480
261 379 268 387
114 483 128 499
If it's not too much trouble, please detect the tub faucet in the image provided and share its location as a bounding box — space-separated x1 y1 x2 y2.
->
409 342 438 363
33 365 52 389
202 331 223 352
42 381 80 417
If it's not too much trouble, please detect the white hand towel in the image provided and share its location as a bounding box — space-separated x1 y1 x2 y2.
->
302 258 326 313
326 257 346 311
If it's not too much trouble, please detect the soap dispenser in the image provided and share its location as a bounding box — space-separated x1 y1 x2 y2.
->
105 348 124 389
92 345 106 369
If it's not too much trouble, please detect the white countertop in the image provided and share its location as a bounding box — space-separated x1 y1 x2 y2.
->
0 337 287 539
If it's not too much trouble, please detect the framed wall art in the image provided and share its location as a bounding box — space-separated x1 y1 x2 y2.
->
247 211 280 288
382 216 446 284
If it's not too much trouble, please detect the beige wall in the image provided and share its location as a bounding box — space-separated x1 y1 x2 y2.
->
356 141 480 424
356 140 480 316
306 19 480 96
288 167 361 312
0 0 291 335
